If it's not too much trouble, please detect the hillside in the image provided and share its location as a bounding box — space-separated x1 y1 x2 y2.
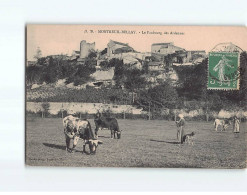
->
26 52 247 119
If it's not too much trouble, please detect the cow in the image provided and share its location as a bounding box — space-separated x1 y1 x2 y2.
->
63 115 103 154
214 119 231 131
94 112 121 139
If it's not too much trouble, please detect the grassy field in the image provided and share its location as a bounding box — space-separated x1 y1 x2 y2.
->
26 117 247 168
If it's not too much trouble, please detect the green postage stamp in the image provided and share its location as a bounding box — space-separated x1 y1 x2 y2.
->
208 52 240 90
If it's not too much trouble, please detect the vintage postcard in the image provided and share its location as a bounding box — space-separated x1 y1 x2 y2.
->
26 25 247 168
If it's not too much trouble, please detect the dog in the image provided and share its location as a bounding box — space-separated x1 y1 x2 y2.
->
182 132 195 145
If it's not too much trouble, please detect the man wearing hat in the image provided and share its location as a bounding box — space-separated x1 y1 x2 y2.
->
176 114 186 144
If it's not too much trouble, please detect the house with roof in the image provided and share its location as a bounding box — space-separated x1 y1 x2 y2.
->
185 50 206 64
107 40 134 58
151 42 186 62
151 42 207 66
151 42 185 55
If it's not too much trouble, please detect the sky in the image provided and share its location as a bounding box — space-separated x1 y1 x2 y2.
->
27 25 247 61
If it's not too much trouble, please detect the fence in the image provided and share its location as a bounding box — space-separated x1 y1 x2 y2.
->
26 101 247 121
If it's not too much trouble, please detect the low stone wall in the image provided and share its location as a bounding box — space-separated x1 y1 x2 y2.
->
26 102 247 120
26 102 145 115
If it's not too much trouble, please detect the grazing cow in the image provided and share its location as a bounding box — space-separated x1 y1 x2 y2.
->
214 119 231 131
94 112 121 139
63 115 102 154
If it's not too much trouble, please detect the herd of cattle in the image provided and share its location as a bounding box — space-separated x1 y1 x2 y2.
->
62 113 240 155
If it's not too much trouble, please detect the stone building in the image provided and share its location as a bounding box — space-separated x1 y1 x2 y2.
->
80 40 95 58
151 42 186 62
185 50 206 64
186 50 206 60
71 50 80 60
151 42 185 55
107 40 134 58
151 42 206 65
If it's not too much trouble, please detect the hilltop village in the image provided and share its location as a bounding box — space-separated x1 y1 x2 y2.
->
27 40 206 90
73 39 206 69
26 41 246 119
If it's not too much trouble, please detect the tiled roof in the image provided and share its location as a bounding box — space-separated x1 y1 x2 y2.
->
114 47 134 54
112 40 129 47
152 42 173 46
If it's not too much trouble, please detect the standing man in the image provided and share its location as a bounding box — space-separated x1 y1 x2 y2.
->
233 116 240 138
176 114 186 144
64 120 76 153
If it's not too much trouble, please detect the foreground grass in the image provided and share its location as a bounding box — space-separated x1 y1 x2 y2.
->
25 117 247 168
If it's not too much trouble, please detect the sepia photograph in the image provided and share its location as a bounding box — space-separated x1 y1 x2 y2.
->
25 25 247 168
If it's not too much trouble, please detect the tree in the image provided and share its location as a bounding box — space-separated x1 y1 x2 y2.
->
26 65 43 85
88 51 97 59
34 47 42 60
65 60 96 86
113 59 125 87
37 57 47 66
41 102 50 118
164 54 174 67
109 58 122 68
136 82 178 119
99 60 109 70
174 58 208 100
42 57 61 83
148 82 178 106
124 69 147 92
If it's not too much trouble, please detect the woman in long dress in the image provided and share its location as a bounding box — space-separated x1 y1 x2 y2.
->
233 116 240 138
176 114 185 144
